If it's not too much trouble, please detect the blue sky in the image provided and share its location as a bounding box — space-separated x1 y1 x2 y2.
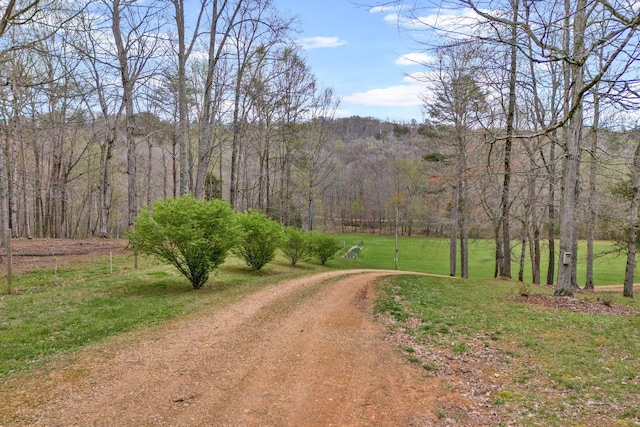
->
273 0 432 123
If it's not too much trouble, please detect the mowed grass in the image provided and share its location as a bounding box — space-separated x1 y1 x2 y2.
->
1 234 632 380
374 275 640 426
333 233 635 286
0 252 329 380
1 233 638 425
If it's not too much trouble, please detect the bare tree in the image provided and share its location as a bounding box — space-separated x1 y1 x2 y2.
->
584 12 609 290
295 87 340 231
109 0 165 228
522 6 563 286
192 0 244 199
169 0 206 197
423 42 485 278
584 86 601 290
0 0 76 245
1 38 35 239
433 0 640 293
622 133 640 298
227 0 294 207
272 48 316 225
497 0 519 279
75 10 123 237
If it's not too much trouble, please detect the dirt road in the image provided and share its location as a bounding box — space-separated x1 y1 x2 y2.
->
4 270 463 426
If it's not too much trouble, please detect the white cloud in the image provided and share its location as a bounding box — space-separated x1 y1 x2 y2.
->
297 36 347 50
343 80 430 107
369 5 404 14
370 3 409 27
396 52 436 66
334 108 353 118
383 12 400 24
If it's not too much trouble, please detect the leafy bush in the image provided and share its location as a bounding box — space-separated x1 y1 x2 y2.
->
281 227 308 266
128 195 239 289
307 232 342 265
233 210 283 271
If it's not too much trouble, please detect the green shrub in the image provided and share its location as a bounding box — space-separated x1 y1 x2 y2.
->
128 195 239 289
307 232 342 265
233 210 283 270
281 227 308 265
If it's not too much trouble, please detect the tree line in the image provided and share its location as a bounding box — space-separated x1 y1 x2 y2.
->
2 0 640 297
385 0 640 298
0 0 337 241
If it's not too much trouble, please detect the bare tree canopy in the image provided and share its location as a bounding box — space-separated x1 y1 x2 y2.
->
2 0 640 298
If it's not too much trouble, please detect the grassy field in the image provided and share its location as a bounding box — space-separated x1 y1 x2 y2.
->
332 233 635 286
1 234 639 426
374 275 640 426
0 234 635 379
0 253 330 379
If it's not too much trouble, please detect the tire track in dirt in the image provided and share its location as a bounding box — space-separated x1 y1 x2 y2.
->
4 270 458 426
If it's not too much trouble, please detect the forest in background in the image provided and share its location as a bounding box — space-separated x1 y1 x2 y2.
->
2 0 640 296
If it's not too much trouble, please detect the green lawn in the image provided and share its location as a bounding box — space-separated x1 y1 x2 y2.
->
374 275 640 426
333 233 634 286
1 233 638 426
0 234 633 380
0 253 330 379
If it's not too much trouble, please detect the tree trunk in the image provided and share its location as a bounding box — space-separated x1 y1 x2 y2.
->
556 112 582 296
172 0 191 197
585 83 601 289
529 156 541 284
624 236 637 299
229 87 242 208
547 137 557 285
308 187 314 231
162 148 169 199
450 185 458 277
112 0 138 229
623 137 640 298
0 135 8 248
84 155 94 237
49 129 64 238
9 78 21 238
146 139 153 208
193 69 215 199
555 0 587 297
458 165 468 279
530 223 541 284
8 136 17 238
493 222 502 278
172 133 178 198
98 136 114 238
264 134 271 215
518 220 527 282
459 216 468 278
18 118 31 239
31 136 44 238
125 87 137 229
585 156 596 288
500 0 519 279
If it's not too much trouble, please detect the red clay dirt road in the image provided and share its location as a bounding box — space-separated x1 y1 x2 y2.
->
3 270 470 427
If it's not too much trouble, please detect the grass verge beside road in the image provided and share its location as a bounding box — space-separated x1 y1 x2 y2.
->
2 234 639 426
375 274 640 426
0 253 327 379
